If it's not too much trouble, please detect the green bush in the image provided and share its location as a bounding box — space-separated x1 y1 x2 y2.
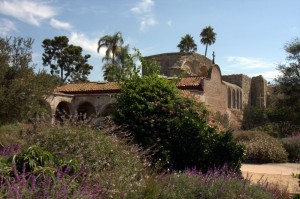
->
128 169 289 199
281 135 300 163
27 124 150 194
234 131 288 163
0 123 26 147
114 56 244 172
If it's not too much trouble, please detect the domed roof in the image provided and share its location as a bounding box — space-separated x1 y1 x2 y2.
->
144 52 214 77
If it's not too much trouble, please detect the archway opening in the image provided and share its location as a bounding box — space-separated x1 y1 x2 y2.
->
101 103 116 117
55 101 70 122
227 88 231 108
232 90 236 109
77 102 96 120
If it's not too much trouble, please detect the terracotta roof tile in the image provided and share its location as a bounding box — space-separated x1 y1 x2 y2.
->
55 76 204 94
176 76 204 90
55 82 120 94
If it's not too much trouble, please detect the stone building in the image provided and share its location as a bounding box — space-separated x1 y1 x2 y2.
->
47 52 268 128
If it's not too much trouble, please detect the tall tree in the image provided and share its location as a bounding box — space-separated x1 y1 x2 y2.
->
97 32 135 81
274 37 300 126
177 34 197 53
42 36 93 83
97 32 124 65
200 26 217 57
0 37 59 124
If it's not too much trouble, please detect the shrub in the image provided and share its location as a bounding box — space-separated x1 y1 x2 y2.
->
281 135 300 163
128 168 290 199
0 124 26 147
234 131 288 163
27 123 150 195
114 58 244 172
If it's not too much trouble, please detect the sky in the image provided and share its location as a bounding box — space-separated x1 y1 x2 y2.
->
0 0 299 82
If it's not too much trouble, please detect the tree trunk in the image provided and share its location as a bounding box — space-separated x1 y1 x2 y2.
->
205 44 208 57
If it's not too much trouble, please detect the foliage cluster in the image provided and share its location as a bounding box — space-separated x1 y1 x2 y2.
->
26 123 150 194
177 34 197 53
234 131 288 163
42 36 93 83
127 168 289 199
281 135 300 163
0 37 59 125
0 122 292 198
274 37 300 126
0 144 106 198
114 56 244 172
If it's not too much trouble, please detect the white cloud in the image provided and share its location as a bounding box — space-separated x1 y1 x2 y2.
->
0 18 17 35
131 0 157 31
0 0 57 26
251 70 280 82
226 56 274 70
131 0 154 13
50 18 72 30
140 15 157 31
167 20 172 27
69 32 106 57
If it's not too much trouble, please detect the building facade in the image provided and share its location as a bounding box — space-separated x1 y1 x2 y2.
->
47 52 267 128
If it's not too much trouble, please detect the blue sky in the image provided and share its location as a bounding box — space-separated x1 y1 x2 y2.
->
0 0 299 82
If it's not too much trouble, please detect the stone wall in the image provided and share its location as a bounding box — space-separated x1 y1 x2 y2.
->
144 52 213 77
202 66 227 114
250 75 267 107
222 74 252 107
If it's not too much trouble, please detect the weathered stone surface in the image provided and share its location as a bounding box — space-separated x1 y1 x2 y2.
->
144 52 214 77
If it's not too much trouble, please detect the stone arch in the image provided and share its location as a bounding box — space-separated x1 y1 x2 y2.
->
232 89 236 109
55 101 71 122
101 103 115 117
240 90 243 109
237 90 240 109
77 102 96 120
227 88 231 108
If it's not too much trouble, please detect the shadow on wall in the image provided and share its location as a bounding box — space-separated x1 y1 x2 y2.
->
55 101 70 122
77 102 96 120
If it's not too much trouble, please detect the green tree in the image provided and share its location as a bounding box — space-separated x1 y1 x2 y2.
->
200 26 217 57
97 32 128 81
101 44 134 82
177 34 197 53
42 36 93 83
0 37 59 124
97 32 124 65
274 37 300 127
114 53 244 171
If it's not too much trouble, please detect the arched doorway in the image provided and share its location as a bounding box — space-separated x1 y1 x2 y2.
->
227 88 231 108
101 103 115 117
77 102 96 120
55 101 70 122
232 90 236 109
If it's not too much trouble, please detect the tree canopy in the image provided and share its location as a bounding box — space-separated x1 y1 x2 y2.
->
177 34 197 53
42 36 93 83
274 37 300 127
97 32 135 81
200 26 216 57
0 37 59 124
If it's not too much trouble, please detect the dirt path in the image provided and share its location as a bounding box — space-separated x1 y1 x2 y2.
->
241 163 300 194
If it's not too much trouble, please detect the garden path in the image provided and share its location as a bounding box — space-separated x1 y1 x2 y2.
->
241 163 300 194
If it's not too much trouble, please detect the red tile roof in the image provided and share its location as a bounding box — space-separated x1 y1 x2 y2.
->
55 82 120 94
176 76 204 86
55 76 204 94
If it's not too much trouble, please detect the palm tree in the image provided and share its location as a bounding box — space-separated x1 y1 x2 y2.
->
200 26 216 57
97 32 124 65
177 34 197 53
